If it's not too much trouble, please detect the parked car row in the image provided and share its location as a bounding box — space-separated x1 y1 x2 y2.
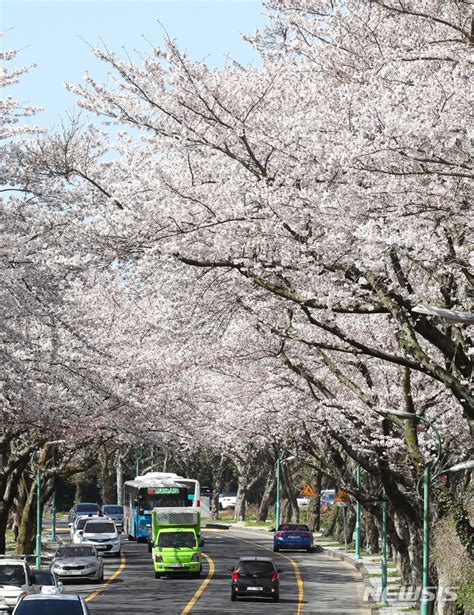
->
68 503 123 529
1 502 124 613
0 558 88 614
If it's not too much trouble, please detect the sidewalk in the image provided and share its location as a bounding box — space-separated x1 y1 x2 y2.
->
316 535 418 614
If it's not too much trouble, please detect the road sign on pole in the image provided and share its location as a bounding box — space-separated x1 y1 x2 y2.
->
300 483 318 497
335 490 352 506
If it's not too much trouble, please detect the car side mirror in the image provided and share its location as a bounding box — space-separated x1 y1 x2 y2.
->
227 567 234 572
68 523 73 527
78 530 83 535
270 527 276 532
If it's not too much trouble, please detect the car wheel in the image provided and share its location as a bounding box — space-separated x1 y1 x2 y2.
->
273 593 280 602
154 571 161 579
273 546 279 552
99 570 104 581
231 591 237 602
307 546 314 553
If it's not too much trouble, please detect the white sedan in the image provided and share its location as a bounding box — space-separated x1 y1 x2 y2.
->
79 519 121 556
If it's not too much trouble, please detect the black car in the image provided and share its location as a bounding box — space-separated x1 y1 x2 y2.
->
68 503 102 524
230 557 281 602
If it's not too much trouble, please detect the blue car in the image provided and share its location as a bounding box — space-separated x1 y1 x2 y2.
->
273 523 314 552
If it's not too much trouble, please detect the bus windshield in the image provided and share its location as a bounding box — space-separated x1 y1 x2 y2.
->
138 489 189 512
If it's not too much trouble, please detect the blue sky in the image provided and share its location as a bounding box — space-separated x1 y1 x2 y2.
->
2 1 267 128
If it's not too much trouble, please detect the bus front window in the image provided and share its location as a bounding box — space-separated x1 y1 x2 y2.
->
138 492 189 512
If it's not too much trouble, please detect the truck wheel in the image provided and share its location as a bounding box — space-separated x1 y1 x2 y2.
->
154 572 161 579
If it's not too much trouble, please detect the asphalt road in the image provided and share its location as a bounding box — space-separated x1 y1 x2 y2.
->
58 527 369 615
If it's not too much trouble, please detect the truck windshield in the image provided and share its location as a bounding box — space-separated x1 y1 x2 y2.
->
0 565 26 586
157 532 196 548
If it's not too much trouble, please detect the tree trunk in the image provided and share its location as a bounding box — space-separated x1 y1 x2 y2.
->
256 473 276 522
280 463 299 523
323 505 339 537
364 513 380 554
234 475 248 521
307 472 322 531
0 503 11 555
16 480 36 555
116 454 124 505
99 447 116 504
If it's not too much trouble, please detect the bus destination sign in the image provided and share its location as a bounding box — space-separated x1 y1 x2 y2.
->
147 487 180 494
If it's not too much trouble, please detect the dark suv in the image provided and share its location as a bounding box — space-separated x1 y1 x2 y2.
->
230 557 281 602
68 503 102 524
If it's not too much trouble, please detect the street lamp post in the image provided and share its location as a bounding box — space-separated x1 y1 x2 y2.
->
275 450 296 528
31 452 42 569
380 497 388 605
355 465 361 560
51 490 57 542
379 410 443 615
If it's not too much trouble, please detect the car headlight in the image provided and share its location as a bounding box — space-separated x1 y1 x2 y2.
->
84 563 96 569
191 553 200 562
51 563 62 569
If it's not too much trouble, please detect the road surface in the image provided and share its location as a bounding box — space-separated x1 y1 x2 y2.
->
58 527 369 614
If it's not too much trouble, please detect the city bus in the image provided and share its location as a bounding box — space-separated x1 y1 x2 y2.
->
123 472 201 541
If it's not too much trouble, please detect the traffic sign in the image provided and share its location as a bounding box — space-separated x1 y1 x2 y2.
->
300 483 318 497
335 490 352 505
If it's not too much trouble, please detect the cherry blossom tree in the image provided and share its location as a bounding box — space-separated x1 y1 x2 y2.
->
4 1 472 592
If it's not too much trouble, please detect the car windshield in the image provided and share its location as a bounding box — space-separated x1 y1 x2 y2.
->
76 504 99 513
278 524 310 532
56 546 95 558
157 532 196 548
84 522 115 533
238 561 275 576
15 599 85 614
0 565 26 586
103 506 122 514
33 571 55 585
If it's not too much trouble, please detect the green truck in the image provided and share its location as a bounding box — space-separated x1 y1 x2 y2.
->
151 508 203 578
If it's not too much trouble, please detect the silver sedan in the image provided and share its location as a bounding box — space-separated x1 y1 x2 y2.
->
50 545 104 582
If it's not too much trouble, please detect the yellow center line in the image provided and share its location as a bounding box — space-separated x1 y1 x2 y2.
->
181 552 215 615
85 550 127 603
233 535 305 615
